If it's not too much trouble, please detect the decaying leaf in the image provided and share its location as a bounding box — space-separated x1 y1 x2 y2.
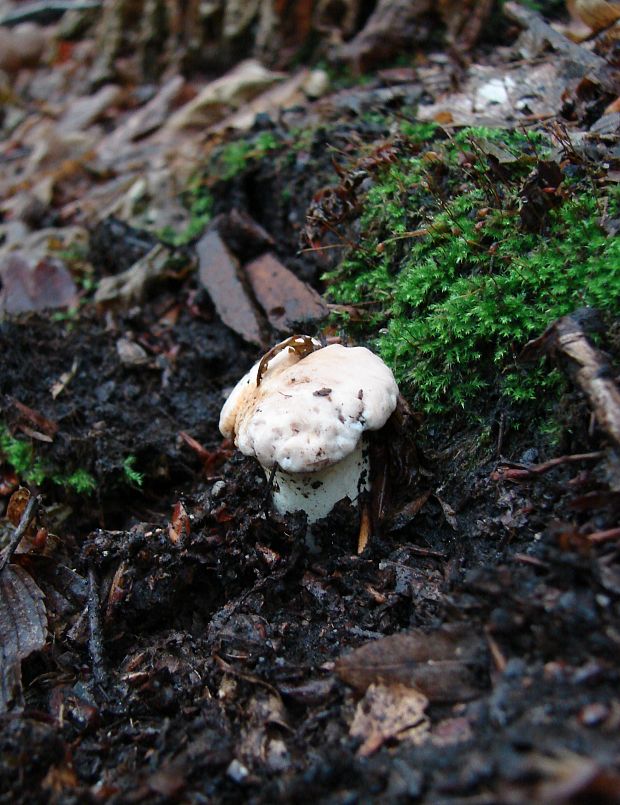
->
336 624 488 702
0 253 78 316
0 564 47 712
168 501 191 544
350 682 429 756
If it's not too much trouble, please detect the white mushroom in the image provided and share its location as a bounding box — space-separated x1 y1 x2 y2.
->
219 336 399 524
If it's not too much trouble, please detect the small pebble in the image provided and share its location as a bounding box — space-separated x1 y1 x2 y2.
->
211 480 226 498
579 702 609 727
116 337 149 366
227 759 249 783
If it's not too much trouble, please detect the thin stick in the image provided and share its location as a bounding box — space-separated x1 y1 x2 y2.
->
0 494 40 573
87 567 108 688
588 527 620 545
263 464 277 517
357 502 372 554
491 451 604 481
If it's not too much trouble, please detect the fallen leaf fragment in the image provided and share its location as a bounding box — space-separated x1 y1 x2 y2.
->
196 229 266 346
0 253 78 315
350 682 429 756
164 59 284 132
6 487 35 529
168 501 191 544
0 564 47 712
3 489 42 560
97 76 185 160
336 624 488 702
244 252 328 333
56 84 122 135
50 358 79 399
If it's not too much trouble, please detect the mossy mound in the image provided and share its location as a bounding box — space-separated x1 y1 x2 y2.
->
324 124 619 414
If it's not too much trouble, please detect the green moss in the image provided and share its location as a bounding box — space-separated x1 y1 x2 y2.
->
0 426 149 494
54 468 97 493
325 127 619 415
122 455 144 487
214 131 280 181
160 131 281 246
159 181 214 246
0 425 96 493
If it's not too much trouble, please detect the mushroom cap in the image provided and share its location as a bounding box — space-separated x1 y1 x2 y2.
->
219 342 398 474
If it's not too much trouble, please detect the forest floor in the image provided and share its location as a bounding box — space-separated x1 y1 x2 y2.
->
1 2 620 803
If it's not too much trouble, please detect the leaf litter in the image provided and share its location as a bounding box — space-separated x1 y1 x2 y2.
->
1 1 620 801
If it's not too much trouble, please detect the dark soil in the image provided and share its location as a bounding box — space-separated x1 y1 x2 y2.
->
2 66 620 805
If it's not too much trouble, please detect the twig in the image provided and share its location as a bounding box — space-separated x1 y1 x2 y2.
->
0 494 40 573
491 451 604 481
588 527 620 545
213 654 283 699
512 552 549 568
87 567 108 688
522 311 620 450
484 627 507 673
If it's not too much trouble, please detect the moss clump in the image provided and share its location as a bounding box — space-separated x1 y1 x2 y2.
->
0 425 97 493
159 180 213 247
159 131 281 246
213 131 280 181
324 125 619 414
122 454 144 487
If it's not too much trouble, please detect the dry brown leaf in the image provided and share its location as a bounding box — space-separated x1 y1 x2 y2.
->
568 0 620 31
0 564 47 712
336 624 488 702
350 682 429 756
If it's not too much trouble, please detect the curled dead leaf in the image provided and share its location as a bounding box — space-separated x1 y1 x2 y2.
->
350 682 429 756
0 564 47 712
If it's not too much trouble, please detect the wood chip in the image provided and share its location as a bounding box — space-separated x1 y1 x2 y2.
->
197 230 266 346
244 252 327 332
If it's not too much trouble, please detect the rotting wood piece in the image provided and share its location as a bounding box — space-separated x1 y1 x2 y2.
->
521 309 620 450
503 1 606 71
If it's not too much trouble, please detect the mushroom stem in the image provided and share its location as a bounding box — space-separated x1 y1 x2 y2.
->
265 437 370 523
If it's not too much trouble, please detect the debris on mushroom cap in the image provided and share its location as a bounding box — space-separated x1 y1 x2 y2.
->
219 338 399 474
